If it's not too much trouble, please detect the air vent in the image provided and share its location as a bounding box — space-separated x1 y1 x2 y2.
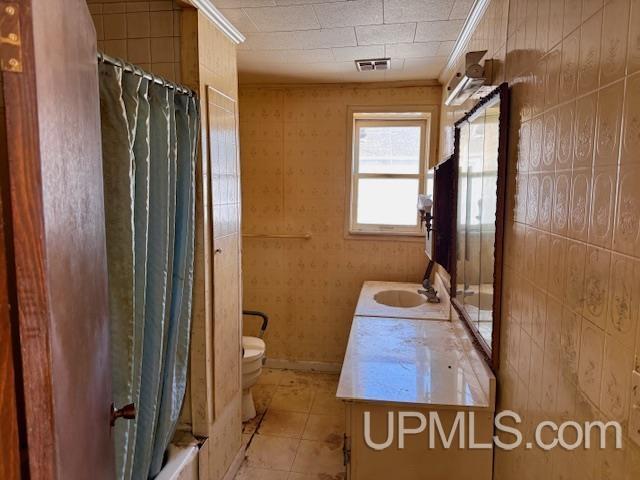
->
355 58 391 72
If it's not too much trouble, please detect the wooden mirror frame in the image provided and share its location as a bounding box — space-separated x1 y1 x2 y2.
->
449 83 510 372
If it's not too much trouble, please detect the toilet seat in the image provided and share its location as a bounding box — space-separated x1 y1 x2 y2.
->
242 336 265 363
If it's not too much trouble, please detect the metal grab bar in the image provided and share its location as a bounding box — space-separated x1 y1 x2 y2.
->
242 233 311 240
243 310 269 338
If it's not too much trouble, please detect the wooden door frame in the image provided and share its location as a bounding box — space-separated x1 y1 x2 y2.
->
0 116 24 479
3 1 64 478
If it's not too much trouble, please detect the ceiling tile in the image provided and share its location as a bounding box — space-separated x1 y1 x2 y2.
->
449 0 474 20
240 27 357 50
414 19 464 42
331 45 385 62
314 0 383 28
385 41 439 58
219 8 259 34
238 48 334 64
383 0 454 23
437 40 456 56
244 5 320 31
355 23 416 45
214 0 276 7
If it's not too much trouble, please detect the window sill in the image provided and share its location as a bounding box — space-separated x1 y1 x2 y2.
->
344 230 426 243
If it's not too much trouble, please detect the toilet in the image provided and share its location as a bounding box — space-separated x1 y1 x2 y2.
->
241 335 266 421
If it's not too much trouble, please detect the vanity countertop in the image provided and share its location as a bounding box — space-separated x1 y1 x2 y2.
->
337 316 492 409
354 281 449 320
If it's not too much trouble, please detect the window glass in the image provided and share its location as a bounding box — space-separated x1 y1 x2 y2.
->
358 126 421 174
356 178 420 226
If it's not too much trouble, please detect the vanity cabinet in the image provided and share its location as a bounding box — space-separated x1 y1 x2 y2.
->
338 283 495 480
344 402 493 480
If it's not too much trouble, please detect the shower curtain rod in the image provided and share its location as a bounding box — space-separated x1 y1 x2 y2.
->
98 52 196 97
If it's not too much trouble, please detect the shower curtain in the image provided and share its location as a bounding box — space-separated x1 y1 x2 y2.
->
98 61 199 480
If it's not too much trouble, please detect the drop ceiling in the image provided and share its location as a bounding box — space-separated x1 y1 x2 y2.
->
213 0 473 84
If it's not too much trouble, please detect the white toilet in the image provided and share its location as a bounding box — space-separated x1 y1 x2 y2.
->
242 335 266 421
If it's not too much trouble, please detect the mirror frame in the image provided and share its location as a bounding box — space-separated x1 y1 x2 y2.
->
450 83 510 372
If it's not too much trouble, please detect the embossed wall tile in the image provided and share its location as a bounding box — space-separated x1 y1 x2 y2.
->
578 318 605 406
545 47 561 108
539 173 554 231
582 246 611 329
560 306 582 379
600 335 633 423
568 168 593 241
529 117 543 172
564 239 587 314
589 166 618 248
536 0 551 55
526 174 540 226
573 92 597 169
629 0 640 73
560 31 580 101
622 73 640 164
578 9 602 94
582 0 603 21
518 120 531 173
549 0 565 49
532 58 548 117
548 235 568 300
518 329 532 385
514 172 529 223
595 80 624 167
556 101 575 171
532 287 548 347
565 0 583 37
613 165 640 256
606 253 640 347
535 232 551 290
600 0 630 86
552 172 571 235
542 110 557 171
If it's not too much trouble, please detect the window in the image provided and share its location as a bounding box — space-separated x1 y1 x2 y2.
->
349 111 430 235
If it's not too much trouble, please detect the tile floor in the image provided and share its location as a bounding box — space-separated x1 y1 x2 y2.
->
235 369 346 480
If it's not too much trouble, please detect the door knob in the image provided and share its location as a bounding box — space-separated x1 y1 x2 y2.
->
110 403 136 426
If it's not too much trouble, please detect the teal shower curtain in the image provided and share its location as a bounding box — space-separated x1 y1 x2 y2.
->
98 61 198 480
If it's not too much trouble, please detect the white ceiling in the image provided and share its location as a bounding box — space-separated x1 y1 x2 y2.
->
214 0 473 84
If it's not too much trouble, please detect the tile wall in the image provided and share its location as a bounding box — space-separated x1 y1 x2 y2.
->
86 0 182 82
239 83 442 364
439 0 640 477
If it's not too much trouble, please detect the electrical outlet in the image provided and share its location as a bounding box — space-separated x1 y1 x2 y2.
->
630 406 640 447
633 371 640 407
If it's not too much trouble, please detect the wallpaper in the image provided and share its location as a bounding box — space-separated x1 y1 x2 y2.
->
239 83 442 364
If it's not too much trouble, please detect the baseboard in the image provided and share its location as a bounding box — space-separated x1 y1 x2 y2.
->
222 443 246 480
264 358 342 373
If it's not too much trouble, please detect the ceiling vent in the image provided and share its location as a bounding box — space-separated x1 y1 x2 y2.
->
355 58 391 72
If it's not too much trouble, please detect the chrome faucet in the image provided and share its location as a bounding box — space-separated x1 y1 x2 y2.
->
418 278 440 303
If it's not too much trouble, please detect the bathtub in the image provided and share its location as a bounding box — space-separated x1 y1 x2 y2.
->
155 443 199 480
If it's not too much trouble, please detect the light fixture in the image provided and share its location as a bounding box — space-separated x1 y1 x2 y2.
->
444 50 490 106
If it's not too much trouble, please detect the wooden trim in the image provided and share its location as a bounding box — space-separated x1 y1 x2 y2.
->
1 0 57 477
182 0 245 45
0 108 23 479
449 83 509 373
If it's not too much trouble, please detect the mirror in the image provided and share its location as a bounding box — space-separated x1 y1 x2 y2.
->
451 84 509 371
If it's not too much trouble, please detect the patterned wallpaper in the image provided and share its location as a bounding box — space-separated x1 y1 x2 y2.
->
440 0 640 477
239 83 442 364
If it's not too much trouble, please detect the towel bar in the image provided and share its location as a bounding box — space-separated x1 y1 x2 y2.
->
242 233 312 239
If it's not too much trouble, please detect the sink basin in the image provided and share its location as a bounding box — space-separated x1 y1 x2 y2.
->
373 290 426 308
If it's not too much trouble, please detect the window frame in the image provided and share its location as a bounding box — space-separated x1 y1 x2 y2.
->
348 111 432 236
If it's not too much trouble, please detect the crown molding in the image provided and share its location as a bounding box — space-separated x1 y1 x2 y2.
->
186 0 246 45
438 0 490 85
